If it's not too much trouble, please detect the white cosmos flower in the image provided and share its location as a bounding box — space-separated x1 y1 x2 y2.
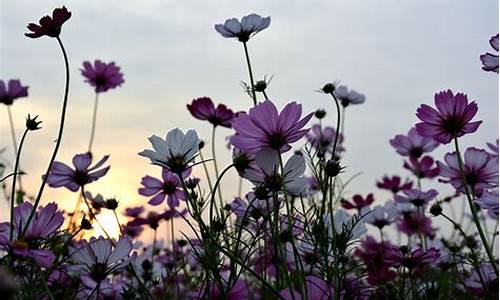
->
138 128 199 173
69 236 133 282
243 148 307 195
324 210 367 240
363 201 398 228
215 13 271 42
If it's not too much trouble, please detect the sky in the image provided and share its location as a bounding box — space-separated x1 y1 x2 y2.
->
0 0 498 239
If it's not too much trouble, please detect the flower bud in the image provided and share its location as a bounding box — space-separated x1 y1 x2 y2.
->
81 217 92 230
105 198 119 210
429 202 442 216
254 80 267 92
314 109 326 119
321 83 335 94
324 160 343 177
25 114 42 131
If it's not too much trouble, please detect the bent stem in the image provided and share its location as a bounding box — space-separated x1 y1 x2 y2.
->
6 106 23 192
88 92 100 153
329 92 342 160
211 126 224 209
242 42 257 106
9 128 28 241
22 37 71 238
453 137 498 275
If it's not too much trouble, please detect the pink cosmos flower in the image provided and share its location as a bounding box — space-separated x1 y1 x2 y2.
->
0 202 63 268
465 264 498 297
394 188 438 208
480 34 499 73
138 168 189 207
80 60 124 93
341 194 374 211
354 237 397 285
69 236 132 285
305 124 344 155
437 147 498 197
128 209 187 230
415 90 482 144
279 275 334 300
476 189 499 217
230 100 313 153
486 139 499 158
403 155 439 179
215 14 271 42
376 175 413 193
0 79 29 105
390 127 439 158
397 212 435 237
187 97 238 128
334 85 366 107
25 6 71 38
194 280 249 300
46 153 110 192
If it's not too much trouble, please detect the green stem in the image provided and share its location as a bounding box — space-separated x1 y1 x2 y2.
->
6 106 23 192
242 42 257 106
329 92 342 160
453 137 498 275
9 128 28 241
209 164 235 226
21 37 70 238
211 126 224 209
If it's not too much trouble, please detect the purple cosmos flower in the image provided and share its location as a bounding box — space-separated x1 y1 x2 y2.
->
83 191 105 211
324 210 367 240
122 224 143 238
279 275 334 300
334 85 366 107
394 188 438 208
437 147 498 197
187 97 238 128
354 237 397 285
129 209 187 230
476 189 499 217
465 264 498 298
0 79 29 105
376 175 413 193
230 100 313 153
243 148 307 195
397 212 435 237
364 201 398 229
194 280 249 300
138 168 189 208
385 247 440 270
341 194 375 211
123 206 144 218
480 34 499 73
0 202 63 268
46 153 110 192
80 60 124 93
486 139 499 158
139 128 199 173
390 127 439 158
403 155 439 179
25 6 71 38
306 124 344 155
69 236 132 284
415 90 482 144
215 14 271 42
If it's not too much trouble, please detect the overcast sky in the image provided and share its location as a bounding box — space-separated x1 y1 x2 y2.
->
0 1 498 238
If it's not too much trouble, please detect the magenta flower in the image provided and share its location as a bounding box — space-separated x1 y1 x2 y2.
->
480 34 499 73
394 188 438 208
354 237 396 285
390 127 439 158
138 168 190 207
187 97 237 128
0 79 29 106
230 100 313 153
415 90 482 144
0 202 63 268
279 275 334 300
437 147 498 197
129 209 186 230
376 175 413 193
476 189 499 217
25 6 71 38
403 156 439 179
46 153 110 192
305 124 344 155
486 139 499 158
341 194 374 211
397 212 435 237
80 60 124 93
215 14 271 42
385 247 440 270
